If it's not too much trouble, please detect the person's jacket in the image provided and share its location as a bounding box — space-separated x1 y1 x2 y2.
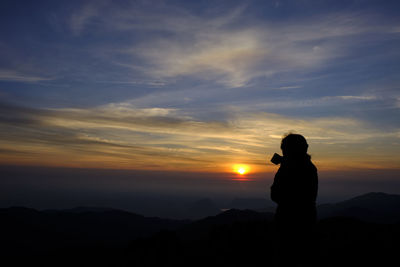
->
270 155 318 207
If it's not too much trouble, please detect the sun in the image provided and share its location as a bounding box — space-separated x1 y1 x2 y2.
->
237 168 246 175
234 165 249 175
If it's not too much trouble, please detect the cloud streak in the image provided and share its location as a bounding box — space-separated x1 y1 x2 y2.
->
0 102 398 171
0 70 52 83
86 5 400 87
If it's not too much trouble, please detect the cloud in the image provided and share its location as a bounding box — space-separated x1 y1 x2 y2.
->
0 102 399 171
69 1 107 35
0 70 52 83
207 93 380 114
131 29 268 87
334 95 377 100
99 6 400 88
5 2 398 91
277 85 303 90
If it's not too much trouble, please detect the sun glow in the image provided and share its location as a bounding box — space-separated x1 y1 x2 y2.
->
234 164 249 175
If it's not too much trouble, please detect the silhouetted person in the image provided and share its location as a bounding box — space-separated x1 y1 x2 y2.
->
270 134 318 267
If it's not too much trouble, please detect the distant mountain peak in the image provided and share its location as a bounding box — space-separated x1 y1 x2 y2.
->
342 192 400 205
59 206 118 213
352 192 391 199
318 192 400 223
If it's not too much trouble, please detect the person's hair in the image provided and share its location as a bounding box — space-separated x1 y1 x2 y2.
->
280 133 309 157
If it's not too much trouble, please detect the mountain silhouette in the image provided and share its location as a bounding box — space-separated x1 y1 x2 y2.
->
183 198 221 219
228 197 274 212
44 206 118 213
178 208 274 240
129 208 277 267
1 192 400 266
0 206 187 253
128 202 400 267
318 192 400 223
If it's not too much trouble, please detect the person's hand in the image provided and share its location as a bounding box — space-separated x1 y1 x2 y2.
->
270 153 283 165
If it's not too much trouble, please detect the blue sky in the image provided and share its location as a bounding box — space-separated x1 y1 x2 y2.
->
0 0 399 174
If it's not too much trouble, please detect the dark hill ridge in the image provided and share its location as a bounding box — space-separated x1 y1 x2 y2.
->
1 192 400 266
339 192 400 211
183 198 221 219
129 207 400 267
317 192 400 223
228 197 272 211
178 209 274 240
0 206 188 253
44 206 118 213
1 192 400 248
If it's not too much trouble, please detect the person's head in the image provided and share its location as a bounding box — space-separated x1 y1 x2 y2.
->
280 133 308 157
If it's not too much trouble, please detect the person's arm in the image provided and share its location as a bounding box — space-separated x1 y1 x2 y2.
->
270 168 283 204
311 167 318 203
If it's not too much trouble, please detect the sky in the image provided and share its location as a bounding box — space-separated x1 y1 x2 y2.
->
0 0 400 209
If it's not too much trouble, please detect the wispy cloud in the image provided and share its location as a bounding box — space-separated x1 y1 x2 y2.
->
86 5 399 87
334 95 377 101
5 1 398 91
277 85 303 90
0 70 52 83
1 102 398 171
69 1 107 35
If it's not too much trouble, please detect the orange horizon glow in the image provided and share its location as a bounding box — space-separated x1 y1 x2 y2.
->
0 102 399 173
2 154 400 174
231 164 251 181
